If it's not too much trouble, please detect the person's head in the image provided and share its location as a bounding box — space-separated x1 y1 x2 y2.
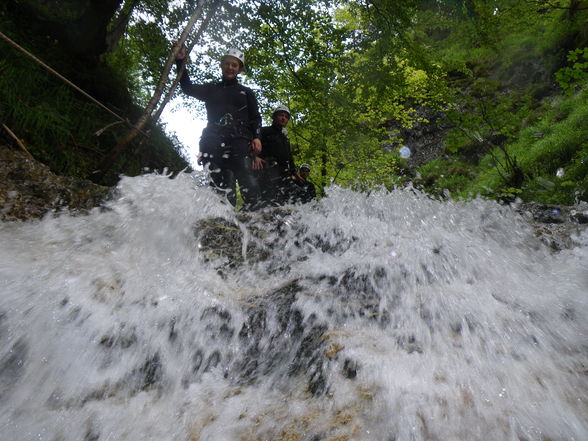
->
272 105 290 128
299 163 310 180
220 48 245 80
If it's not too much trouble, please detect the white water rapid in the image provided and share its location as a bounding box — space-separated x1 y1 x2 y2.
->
1 172 587 441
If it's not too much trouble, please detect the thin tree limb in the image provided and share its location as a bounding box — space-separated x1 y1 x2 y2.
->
94 0 207 182
2 123 34 159
151 0 221 124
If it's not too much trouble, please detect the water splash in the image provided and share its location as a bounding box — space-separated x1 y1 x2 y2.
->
0 173 586 441
399 146 411 159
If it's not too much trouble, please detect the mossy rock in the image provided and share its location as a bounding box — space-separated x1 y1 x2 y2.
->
0 144 110 221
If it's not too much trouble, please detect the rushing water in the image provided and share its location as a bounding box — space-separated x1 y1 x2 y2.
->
0 172 587 441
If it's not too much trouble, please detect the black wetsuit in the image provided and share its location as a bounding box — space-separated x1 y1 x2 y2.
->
178 64 261 207
258 124 298 204
294 179 316 203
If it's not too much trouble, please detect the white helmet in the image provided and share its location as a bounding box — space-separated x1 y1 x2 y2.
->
272 105 290 117
221 48 245 68
299 163 311 171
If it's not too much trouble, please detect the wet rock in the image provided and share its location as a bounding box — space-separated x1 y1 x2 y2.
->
235 283 331 395
194 217 251 267
342 358 358 379
193 208 362 276
384 107 450 170
99 328 137 349
322 267 387 325
203 351 221 372
0 144 110 221
325 342 344 359
193 215 275 272
100 352 164 396
178 280 332 395
201 306 235 340
571 209 588 224
516 202 588 251
83 425 100 441
0 339 28 401
191 350 204 373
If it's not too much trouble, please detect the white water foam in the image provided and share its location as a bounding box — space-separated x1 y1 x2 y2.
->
0 172 586 441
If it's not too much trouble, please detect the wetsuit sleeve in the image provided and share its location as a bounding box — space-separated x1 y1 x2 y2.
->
246 88 262 139
258 127 270 159
176 60 209 100
286 141 296 175
308 182 317 199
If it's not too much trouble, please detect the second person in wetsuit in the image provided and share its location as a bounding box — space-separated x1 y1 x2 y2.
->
254 105 299 205
175 45 262 208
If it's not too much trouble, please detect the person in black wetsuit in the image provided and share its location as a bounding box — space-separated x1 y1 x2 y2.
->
293 163 316 203
175 44 262 208
254 105 299 205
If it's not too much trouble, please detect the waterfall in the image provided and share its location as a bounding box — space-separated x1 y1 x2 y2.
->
1 172 586 441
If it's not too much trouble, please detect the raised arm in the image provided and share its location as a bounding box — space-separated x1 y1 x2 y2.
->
173 41 209 100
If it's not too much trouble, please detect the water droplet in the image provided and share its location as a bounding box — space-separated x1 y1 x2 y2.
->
399 146 411 158
536 177 555 189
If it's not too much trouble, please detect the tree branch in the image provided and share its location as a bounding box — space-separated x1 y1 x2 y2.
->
93 0 207 182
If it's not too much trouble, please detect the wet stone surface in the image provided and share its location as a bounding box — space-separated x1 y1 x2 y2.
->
0 144 110 221
516 201 588 251
175 281 335 397
193 209 360 278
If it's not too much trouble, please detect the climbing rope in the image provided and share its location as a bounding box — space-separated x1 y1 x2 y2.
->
0 31 130 128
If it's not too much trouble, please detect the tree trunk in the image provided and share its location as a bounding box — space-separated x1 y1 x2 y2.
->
105 0 139 53
321 142 328 194
7 0 123 58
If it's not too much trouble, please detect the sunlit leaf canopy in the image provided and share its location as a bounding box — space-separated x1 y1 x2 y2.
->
107 0 449 190
108 0 585 192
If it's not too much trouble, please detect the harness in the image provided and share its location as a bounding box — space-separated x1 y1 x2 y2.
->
214 103 249 139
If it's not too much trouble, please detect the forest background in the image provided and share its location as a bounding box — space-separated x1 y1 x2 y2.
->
1 0 587 204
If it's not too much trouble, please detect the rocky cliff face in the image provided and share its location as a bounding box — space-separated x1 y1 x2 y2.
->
0 144 110 221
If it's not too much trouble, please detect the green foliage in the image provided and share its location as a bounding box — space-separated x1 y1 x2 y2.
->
416 159 477 198
460 86 588 204
0 46 104 175
103 0 451 190
3 0 588 201
1 0 189 180
407 0 588 204
226 1 448 190
555 47 588 94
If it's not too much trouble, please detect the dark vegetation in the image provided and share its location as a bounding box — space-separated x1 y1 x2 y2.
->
0 0 190 185
1 0 587 203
